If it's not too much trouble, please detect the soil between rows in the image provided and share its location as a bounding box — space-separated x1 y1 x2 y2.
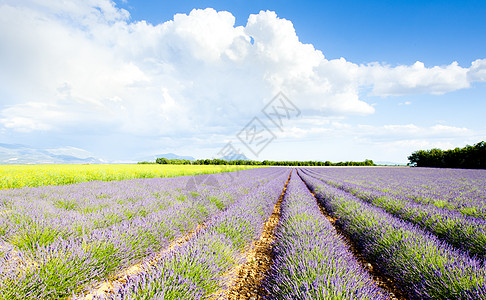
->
213 170 292 300
296 171 407 300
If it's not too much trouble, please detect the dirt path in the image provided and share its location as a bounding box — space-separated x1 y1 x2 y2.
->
296 171 407 300
210 170 292 300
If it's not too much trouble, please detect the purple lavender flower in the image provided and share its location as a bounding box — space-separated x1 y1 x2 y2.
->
299 169 486 299
0 168 286 299
262 170 388 299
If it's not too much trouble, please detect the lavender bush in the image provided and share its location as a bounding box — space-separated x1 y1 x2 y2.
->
299 170 486 299
302 167 486 219
100 169 291 299
262 171 388 299
301 168 486 257
2 166 485 299
0 168 283 299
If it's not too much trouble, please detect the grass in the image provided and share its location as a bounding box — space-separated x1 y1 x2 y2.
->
0 164 259 189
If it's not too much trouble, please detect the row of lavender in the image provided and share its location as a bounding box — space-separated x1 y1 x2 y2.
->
3 166 486 299
298 170 486 299
0 168 284 299
303 167 486 219
84 168 291 299
262 170 388 299
301 168 486 257
88 170 394 300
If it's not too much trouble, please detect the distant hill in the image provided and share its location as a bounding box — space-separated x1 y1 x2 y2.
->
156 153 195 161
0 143 105 164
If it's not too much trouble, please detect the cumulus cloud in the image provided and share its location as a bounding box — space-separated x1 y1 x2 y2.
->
0 0 485 139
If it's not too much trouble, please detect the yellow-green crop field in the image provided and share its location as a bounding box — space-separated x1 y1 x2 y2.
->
0 164 259 189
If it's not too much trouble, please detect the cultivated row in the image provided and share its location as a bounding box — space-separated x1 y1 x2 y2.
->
301 168 486 257
299 170 486 299
302 167 486 219
0 168 282 299
90 169 291 299
262 170 388 299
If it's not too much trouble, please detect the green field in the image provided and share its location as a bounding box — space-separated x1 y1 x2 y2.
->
0 164 259 189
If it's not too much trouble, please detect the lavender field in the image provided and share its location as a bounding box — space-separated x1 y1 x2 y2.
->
1 167 486 299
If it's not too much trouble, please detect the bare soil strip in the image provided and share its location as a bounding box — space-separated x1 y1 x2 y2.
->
210 170 292 300
80 221 209 300
296 171 407 300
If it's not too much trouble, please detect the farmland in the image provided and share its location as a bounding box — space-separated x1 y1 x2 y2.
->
0 164 257 190
1 167 486 299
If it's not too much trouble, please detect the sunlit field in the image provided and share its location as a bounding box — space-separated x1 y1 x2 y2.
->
2 167 486 299
0 164 259 189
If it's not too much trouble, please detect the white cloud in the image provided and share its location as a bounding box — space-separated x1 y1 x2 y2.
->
358 123 472 141
468 59 486 82
278 120 476 142
0 1 485 142
361 61 471 96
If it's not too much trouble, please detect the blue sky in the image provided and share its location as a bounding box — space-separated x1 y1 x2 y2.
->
0 0 485 163
121 0 486 65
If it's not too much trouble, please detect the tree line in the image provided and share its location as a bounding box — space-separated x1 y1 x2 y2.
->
408 141 486 169
139 158 375 167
